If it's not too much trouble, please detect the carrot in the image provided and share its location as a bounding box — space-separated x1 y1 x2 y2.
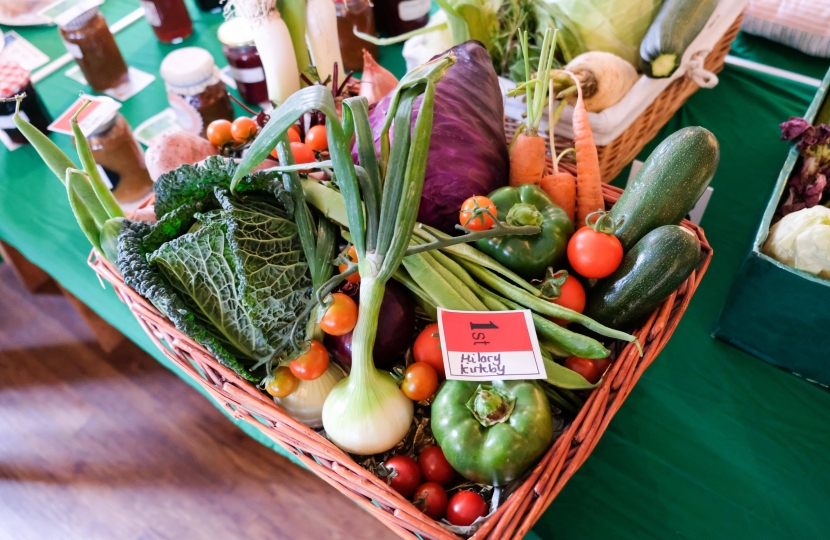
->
506 29 558 187
565 72 604 227
540 170 576 221
510 133 547 185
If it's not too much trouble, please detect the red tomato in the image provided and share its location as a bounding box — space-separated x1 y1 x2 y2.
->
231 116 258 143
287 126 301 143
305 124 328 151
418 446 455 485
401 362 438 401
564 356 603 384
459 196 497 231
289 340 330 380
338 245 360 283
549 274 586 326
290 141 316 166
446 491 487 526
206 119 233 147
413 482 448 520
593 357 612 378
567 227 623 279
319 293 358 336
383 456 421 497
413 323 444 379
265 366 299 397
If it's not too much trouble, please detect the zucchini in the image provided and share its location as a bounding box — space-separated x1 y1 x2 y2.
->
611 126 718 251
639 0 718 78
583 225 700 329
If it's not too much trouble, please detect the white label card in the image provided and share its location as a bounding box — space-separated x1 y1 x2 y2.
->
0 32 50 71
437 308 546 381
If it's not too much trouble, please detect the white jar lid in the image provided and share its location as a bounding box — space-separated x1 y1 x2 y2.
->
160 47 218 95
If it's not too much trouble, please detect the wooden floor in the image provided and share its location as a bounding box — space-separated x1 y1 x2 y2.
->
0 264 396 540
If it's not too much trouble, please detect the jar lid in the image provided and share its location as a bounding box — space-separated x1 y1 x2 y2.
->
160 47 218 94
60 7 100 30
0 61 31 97
217 17 255 48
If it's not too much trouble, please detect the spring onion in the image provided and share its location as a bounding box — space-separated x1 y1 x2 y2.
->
305 0 343 85
275 363 346 428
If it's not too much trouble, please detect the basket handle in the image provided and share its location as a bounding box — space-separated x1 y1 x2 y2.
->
685 49 719 88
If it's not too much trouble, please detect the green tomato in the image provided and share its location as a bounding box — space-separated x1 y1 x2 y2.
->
476 184 574 280
431 380 554 486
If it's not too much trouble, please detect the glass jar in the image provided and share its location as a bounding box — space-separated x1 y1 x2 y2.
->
373 0 429 37
74 112 153 208
335 0 378 72
139 0 193 44
58 8 129 92
194 0 223 12
160 47 235 137
218 18 269 106
0 62 52 146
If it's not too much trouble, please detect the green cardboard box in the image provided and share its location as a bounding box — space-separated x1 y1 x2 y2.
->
714 68 830 387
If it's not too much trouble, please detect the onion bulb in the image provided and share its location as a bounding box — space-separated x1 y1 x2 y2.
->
275 362 345 428
563 51 639 112
359 50 399 105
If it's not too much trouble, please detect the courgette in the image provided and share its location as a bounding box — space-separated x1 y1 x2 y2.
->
639 0 718 78
611 126 718 251
583 225 700 329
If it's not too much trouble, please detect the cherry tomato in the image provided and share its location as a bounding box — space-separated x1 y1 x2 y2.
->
338 245 360 283
206 119 233 147
319 292 358 336
291 141 316 166
593 357 612 378
564 356 603 384
413 323 444 379
305 124 328 151
567 227 623 279
401 362 438 401
287 126 301 143
265 366 299 397
413 482 447 520
459 196 497 231
418 446 455 485
383 455 421 497
446 491 487 526
231 116 258 143
549 274 586 326
289 340 330 380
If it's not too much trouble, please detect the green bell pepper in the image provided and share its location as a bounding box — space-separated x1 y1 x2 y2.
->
431 380 554 486
476 184 574 279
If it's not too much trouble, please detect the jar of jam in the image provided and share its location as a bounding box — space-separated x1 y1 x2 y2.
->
58 8 130 92
160 47 235 137
139 0 193 44
373 0 430 37
194 0 223 12
217 18 268 106
335 0 378 72
74 112 153 209
0 62 53 146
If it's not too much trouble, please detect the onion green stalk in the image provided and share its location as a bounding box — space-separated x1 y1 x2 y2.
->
225 0 300 106
234 53 457 455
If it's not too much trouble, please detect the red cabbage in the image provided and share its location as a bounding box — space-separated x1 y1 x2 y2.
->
361 41 509 233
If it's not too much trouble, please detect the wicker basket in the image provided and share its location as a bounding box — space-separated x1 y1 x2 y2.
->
550 14 742 182
89 139 713 538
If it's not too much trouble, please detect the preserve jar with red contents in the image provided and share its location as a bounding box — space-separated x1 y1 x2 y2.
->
0 62 52 145
58 8 129 92
217 18 268 106
140 0 193 44
335 0 378 71
160 47 234 137
373 0 430 37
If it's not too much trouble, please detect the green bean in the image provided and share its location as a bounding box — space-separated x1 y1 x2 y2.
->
71 101 123 219
541 383 577 414
415 224 539 295
454 255 639 351
66 168 110 229
7 96 76 184
429 249 483 296
421 250 486 310
402 253 474 311
66 170 102 252
540 338 571 359
393 269 438 320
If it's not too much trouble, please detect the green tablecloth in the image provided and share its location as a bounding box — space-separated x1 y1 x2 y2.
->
3 3 830 538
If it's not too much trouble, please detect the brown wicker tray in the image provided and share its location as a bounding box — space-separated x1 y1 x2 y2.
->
540 14 742 182
89 146 712 540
